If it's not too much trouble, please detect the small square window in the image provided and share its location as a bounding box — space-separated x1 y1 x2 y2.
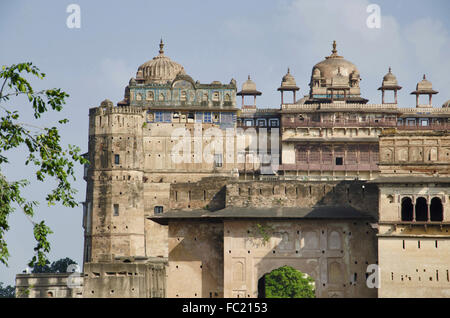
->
335 157 343 165
154 206 163 214
114 154 120 165
269 119 279 127
113 204 119 216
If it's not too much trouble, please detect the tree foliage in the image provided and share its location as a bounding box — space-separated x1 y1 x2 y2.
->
0 62 88 267
31 257 77 273
0 282 15 298
264 266 315 298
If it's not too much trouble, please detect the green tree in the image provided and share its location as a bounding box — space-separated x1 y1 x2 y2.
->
0 282 15 298
0 62 88 268
32 257 77 273
264 266 315 298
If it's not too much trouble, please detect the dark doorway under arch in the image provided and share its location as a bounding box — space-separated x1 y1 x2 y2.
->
401 197 413 221
257 274 267 298
415 197 428 221
430 197 443 221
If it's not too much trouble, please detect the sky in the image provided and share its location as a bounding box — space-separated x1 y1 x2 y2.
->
0 0 449 286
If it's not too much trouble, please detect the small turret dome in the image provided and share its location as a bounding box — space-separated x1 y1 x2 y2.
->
280 68 298 88
380 67 400 88
411 74 438 95
242 75 256 92
237 75 261 96
416 74 433 91
100 99 114 108
442 100 450 108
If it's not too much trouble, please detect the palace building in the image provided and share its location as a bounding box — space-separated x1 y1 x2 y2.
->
16 40 450 298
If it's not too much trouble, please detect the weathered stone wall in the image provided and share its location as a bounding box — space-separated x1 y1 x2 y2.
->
169 177 229 211
226 180 378 218
15 273 83 298
167 221 224 298
224 219 377 298
378 236 450 297
165 179 379 218
378 130 450 176
83 261 167 298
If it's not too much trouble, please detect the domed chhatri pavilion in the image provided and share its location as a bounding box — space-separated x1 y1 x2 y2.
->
306 41 366 103
18 39 449 299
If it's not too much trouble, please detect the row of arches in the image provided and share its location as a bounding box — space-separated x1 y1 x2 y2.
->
401 197 443 222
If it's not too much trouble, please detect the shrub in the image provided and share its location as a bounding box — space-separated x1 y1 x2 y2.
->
264 266 315 298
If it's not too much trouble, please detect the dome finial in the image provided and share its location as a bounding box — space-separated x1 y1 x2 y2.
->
423 74 426 80
332 40 337 54
248 75 251 80
388 66 392 73
159 38 164 55
287 67 290 74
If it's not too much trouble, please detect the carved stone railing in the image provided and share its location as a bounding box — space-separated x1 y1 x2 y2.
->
281 103 400 111
281 119 397 128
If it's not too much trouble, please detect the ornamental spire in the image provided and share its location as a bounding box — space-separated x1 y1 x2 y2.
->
332 40 337 54
159 38 164 55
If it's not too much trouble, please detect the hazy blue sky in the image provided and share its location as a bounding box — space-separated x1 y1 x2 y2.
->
1 0 449 285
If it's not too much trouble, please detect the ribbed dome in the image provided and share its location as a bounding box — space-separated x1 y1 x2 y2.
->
137 39 185 84
311 41 359 81
442 100 450 108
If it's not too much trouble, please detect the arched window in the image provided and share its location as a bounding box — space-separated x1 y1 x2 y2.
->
401 197 413 221
202 93 208 102
415 197 428 221
212 91 219 102
430 197 443 222
146 91 154 101
225 93 231 102
136 93 142 101
159 92 165 101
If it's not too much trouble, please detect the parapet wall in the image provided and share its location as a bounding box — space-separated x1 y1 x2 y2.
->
168 178 379 219
83 260 167 298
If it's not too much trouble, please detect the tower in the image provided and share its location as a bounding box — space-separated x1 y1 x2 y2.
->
84 99 145 263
